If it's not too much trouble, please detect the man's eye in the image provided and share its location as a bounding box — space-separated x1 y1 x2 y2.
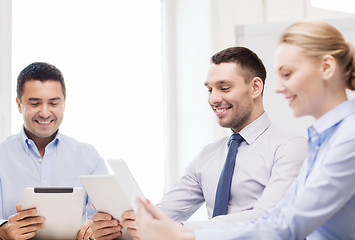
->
30 103 39 107
221 87 230 91
50 103 58 106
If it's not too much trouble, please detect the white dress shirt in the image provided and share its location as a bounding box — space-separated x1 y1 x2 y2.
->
157 113 307 224
194 99 355 240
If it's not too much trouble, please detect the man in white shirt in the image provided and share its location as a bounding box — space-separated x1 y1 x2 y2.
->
0 62 110 240
91 47 307 240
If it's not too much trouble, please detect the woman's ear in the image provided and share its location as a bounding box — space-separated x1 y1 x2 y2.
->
250 77 264 99
321 54 336 81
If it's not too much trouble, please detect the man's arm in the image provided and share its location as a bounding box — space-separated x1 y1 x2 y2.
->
157 164 206 221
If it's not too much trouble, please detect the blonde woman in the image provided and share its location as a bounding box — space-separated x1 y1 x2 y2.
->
135 19 355 240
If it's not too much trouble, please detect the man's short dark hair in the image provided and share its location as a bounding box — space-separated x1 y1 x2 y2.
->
211 46 267 86
17 62 66 100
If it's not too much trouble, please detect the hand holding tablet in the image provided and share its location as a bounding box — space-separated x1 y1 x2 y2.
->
21 187 84 240
80 159 145 221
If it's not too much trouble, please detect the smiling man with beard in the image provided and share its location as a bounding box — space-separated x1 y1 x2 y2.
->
0 62 112 240
91 47 307 240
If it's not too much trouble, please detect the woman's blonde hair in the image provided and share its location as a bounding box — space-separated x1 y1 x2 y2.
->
279 20 355 90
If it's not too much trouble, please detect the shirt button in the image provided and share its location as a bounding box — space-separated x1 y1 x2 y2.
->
39 159 43 163
43 180 47 184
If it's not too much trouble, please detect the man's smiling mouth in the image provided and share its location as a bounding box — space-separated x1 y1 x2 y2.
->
35 120 53 125
213 106 232 115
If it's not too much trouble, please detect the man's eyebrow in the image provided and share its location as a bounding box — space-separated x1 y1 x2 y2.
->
204 80 231 87
27 97 62 101
27 97 41 101
49 97 61 101
216 80 230 85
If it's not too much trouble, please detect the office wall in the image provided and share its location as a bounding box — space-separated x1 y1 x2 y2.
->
212 0 355 52
0 0 11 141
162 0 217 190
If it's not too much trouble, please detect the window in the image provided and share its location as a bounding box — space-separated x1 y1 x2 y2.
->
312 0 355 14
12 0 164 203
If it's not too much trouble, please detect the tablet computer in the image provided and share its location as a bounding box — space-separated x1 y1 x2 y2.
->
80 159 145 221
21 187 84 240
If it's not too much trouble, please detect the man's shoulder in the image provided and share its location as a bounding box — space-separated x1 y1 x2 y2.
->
0 133 20 148
192 136 229 160
203 136 229 151
187 136 229 170
246 112 306 146
0 134 23 166
58 134 99 153
258 123 307 155
267 122 306 142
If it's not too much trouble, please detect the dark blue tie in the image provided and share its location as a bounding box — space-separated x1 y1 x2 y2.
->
212 133 244 217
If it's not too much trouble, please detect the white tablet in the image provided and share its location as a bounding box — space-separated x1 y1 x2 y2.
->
80 159 145 221
21 187 84 240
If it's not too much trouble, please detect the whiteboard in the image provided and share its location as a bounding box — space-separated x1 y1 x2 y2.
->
235 18 355 137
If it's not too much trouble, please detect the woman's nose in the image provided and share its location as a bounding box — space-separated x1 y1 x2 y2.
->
274 79 286 93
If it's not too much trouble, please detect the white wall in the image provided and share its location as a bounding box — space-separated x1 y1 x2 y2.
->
162 0 217 190
212 0 355 51
0 0 11 141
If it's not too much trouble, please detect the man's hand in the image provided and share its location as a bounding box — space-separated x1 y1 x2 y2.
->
91 212 122 240
77 219 94 240
0 203 44 240
121 210 139 240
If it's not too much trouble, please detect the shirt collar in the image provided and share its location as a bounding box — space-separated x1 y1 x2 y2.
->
311 99 355 135
230 112 270 145
19 126 61 153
